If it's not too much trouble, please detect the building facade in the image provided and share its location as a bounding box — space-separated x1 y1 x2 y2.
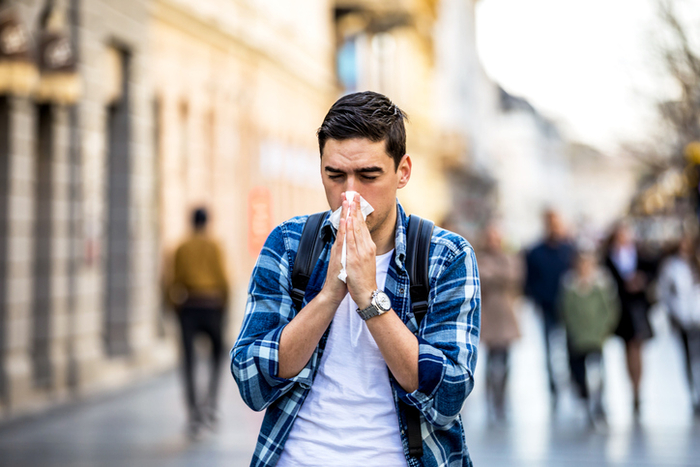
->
0 0 338 419
0 0 169 417
333 0 456 223
152 0 336 337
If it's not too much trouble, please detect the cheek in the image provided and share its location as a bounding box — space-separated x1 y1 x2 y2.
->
365 194 391 221
323 183 342 211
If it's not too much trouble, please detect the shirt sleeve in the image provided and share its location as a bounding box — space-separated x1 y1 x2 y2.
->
230 223 316 412
395 239 481 429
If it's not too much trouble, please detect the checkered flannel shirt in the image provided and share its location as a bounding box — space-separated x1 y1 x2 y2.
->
231 202 481 467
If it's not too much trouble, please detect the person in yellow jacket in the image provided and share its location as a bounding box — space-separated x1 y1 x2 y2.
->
170 207 229 438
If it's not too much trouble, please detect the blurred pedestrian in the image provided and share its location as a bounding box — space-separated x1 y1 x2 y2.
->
559 245 620 426
169 207 229 438
656 234 700 417
479 224 523 421
524 209 575 407
604 221 654 417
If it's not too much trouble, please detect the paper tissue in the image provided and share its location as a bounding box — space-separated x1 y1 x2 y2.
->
328 191 374 283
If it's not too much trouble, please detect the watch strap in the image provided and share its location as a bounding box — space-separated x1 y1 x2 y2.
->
357 303 382 320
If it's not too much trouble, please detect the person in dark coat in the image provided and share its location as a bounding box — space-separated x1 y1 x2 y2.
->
524 209 575 406
604 221 655 417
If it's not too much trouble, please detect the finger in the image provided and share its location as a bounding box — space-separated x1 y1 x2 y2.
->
351 198 372 254
340 198 349 223
337 216 346 248
336 199 348 239
345 211 356 252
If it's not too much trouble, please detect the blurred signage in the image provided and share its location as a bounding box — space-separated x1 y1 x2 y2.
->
248 186 272 257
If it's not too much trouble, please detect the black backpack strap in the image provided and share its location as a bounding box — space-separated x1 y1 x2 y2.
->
290 212 327 311
403 214 434 459
405 214 434 327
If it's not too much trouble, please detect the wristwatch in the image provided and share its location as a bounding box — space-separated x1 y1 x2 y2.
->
357 290 392 321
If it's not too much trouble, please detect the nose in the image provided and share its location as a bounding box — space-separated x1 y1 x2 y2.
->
345 175 357 193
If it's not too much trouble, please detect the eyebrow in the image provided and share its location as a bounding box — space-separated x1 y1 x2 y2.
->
324 165 384 174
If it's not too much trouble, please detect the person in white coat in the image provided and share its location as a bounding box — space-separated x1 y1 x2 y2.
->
657 235 700 416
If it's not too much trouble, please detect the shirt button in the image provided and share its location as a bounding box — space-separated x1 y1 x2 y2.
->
400 288 405 293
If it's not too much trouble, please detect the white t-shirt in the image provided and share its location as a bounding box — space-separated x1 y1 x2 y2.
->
277 249 407 467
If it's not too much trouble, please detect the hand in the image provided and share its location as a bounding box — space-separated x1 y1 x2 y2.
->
319 198 349 308
345 198 378 309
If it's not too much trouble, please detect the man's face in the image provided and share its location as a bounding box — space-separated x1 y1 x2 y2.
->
321 138 410 236
545 212 565 241
484 226 501 251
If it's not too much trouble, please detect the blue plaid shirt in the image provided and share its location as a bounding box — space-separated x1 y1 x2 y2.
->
231 202 480 467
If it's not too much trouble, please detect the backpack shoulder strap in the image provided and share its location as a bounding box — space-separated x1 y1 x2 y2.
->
290 212 327 311
405 214 434 327
403 214 434 460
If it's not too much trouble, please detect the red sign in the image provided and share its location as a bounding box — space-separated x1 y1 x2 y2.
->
248 186 273 257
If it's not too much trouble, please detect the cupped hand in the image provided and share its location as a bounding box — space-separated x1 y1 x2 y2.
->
345 198 378 309
320 198 349 307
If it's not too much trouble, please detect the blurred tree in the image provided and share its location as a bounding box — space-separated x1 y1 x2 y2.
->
656 0 700 159
623 0 700 221
624 1 700 168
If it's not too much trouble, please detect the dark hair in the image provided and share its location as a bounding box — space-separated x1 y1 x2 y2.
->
192 207 208 229
317 91 408 170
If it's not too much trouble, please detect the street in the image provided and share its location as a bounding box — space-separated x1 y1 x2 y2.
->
1 303 699 467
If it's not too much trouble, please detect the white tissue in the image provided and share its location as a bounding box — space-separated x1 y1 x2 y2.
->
328 191 374 283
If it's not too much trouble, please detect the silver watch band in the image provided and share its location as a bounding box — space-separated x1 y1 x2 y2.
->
357 303 383 320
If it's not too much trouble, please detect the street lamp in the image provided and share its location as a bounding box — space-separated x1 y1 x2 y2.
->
35 2 79 104
0 5 38 97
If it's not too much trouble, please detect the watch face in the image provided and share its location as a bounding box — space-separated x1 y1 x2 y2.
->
374 291 391 311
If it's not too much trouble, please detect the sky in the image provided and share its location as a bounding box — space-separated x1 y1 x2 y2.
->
475 0 700 153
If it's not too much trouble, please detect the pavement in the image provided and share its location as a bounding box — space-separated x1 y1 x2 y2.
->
1 302 700 467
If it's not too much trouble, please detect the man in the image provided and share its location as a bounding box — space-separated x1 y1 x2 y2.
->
231 91 480 467
170 207 229 438
523 209 574 406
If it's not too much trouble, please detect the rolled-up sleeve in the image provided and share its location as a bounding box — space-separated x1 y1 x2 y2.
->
231 224 315 412
396 241 481 428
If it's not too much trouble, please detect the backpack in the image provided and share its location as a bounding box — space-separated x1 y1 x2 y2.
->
290 211 434 459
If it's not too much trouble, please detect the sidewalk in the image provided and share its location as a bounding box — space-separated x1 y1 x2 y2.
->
0 367 263 467
1 304 699 466
463 303 700 467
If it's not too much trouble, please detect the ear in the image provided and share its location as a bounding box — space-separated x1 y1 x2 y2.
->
397 154 411 189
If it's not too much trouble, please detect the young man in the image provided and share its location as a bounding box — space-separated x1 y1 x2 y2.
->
231 91 481 466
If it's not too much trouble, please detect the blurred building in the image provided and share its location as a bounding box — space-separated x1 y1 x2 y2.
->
0 0 337 420
488 88 570 246
333 0 455 223
486 87 639 249
0 0 164 417
433 0 499 236
565 142 639 242
151 0 335 338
